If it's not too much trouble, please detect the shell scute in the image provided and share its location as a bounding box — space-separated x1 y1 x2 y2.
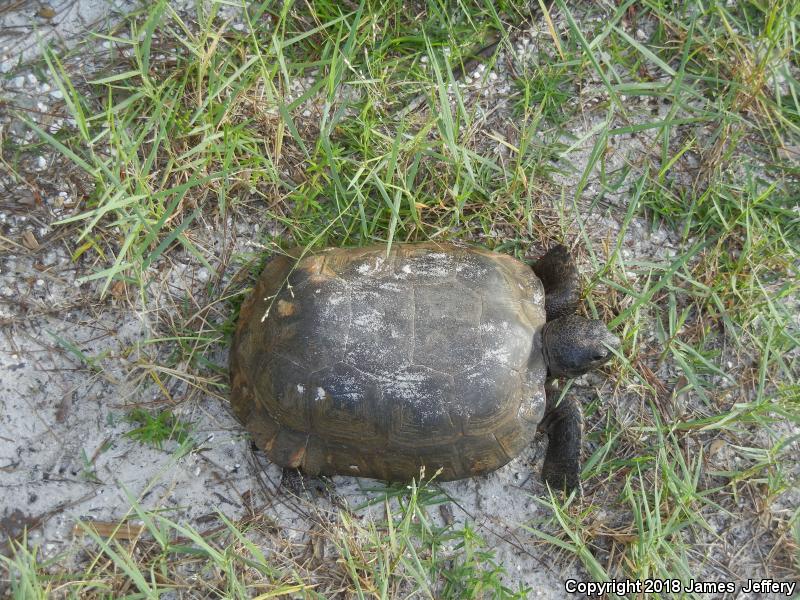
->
412 282 483 375
453 362 522 430
307 362 387 447
384 365 459 447
344 283 414 379
267 276 351 371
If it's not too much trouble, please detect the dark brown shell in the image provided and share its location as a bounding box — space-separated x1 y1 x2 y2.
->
229 243 547 481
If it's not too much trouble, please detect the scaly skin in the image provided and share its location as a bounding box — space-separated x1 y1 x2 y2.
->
533 246 619 493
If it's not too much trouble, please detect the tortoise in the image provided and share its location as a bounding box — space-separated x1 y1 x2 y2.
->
229 242 619 491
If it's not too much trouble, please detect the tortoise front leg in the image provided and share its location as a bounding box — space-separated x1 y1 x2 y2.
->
540 390 582 494
532 245 580 321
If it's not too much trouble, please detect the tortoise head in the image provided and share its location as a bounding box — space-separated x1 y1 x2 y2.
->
542 314 619 378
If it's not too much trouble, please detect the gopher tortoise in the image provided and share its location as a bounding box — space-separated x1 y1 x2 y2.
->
229 242 618 491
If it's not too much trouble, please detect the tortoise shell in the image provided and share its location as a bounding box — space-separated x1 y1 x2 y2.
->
229 242 548 481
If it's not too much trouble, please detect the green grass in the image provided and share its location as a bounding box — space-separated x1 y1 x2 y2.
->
3 0 799 596
123 407 195 450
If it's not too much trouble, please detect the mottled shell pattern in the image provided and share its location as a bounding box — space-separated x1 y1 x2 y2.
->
229 242 547 481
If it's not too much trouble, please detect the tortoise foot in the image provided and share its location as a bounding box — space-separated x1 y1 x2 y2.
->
541 459 581 495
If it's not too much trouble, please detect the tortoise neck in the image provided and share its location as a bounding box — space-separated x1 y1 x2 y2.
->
541 321 553 376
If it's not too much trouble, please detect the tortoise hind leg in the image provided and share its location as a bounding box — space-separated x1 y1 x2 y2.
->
279 467 307 495
532 245 580 321
279 467 328 498
277 434 332 498
540 393 582 494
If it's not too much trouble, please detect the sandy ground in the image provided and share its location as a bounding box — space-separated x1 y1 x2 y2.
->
0 0 136 66
1 1 797 598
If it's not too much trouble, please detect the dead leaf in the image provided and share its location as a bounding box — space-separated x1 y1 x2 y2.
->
439 503 454 526
73 520 146 540
36 6 56 19
22 230 39 250
709 438 727 457
311 534 325 562
16 191 36 206
110 280 126 299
